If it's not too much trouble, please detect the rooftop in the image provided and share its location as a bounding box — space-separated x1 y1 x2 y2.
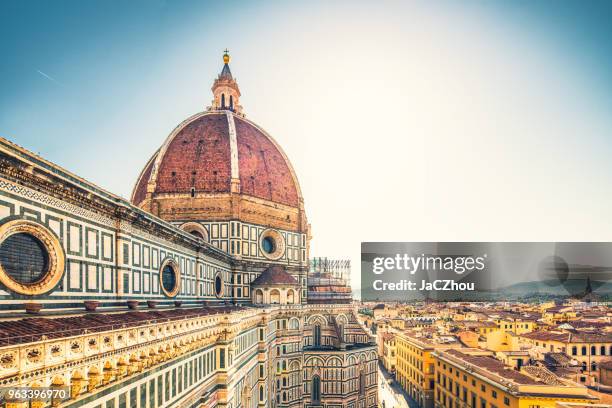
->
441 349 545 385
251 265 299 286
0 306 246 347
521 330 612 343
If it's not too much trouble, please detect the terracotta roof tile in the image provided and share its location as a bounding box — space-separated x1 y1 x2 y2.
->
0 306 245 346
251 266 298 286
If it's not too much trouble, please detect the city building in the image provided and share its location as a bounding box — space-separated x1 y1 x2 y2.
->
381 333 397 375
395 331 462 408
371 302 608 408
519 331 612 385
433 349 597 408
0 52 377 408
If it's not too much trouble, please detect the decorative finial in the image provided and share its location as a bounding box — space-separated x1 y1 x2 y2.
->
223 49 230 64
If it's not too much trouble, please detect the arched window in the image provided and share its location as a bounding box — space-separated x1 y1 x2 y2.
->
591 346 597 355
259 385 264 401
241 386 251 408
582 346 587 355
270 289 280 304
601 346 606 356
221 94 226 108
571 346 577 355
287 289 295 304
230 95 234 110
255 289 263 304
180 222 208 242
359 369 366 395
313 324 321 347
312 375 321 403
592 362 597 372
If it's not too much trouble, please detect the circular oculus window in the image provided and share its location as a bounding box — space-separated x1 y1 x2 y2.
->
159 258 180 297
259 229 285 260
214 272 224 298
0 219 65 296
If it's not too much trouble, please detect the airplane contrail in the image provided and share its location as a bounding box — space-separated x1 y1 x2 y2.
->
36 69 62 85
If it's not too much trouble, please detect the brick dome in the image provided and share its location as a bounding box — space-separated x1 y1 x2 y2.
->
132 52 307 234
131 111 307 232
133 112 300 206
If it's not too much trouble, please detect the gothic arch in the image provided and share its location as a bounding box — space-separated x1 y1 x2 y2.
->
241 383 252 408
336 313 349 325
328 356 342 367
307 314 327 326
288 317 300 330
305 356 323 367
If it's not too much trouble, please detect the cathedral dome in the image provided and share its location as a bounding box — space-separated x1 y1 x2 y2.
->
131 53 307 234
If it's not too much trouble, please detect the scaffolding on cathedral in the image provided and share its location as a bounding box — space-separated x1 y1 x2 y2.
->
308 257 353 304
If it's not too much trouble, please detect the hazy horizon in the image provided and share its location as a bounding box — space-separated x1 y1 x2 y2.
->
3 1 612 290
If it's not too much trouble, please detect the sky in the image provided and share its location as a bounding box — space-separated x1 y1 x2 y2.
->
2 0 612 290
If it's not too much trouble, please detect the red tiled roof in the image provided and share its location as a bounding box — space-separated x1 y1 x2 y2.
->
443 349 542 385
600 359 612 370
521 330 612 343
132 113 300 208
132 152 157 204
235 117 298 207
251 265 299 286
155 114 232 194
0 306 245 346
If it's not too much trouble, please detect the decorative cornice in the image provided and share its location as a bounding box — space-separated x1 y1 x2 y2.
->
0 145 233 264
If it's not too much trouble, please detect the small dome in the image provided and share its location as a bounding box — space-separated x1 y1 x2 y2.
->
251 265 299 287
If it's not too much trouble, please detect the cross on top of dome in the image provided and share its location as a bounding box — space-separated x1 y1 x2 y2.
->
210 49 242 114
220 49 232 79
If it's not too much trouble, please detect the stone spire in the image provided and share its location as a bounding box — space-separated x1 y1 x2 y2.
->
210 50 243 115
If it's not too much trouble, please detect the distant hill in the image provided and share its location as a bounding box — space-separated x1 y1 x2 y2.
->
502 279 612 296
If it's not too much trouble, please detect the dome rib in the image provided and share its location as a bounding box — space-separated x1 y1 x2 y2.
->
133 111 303 209
235 116 302 207
131 150 158 204
155 113 231 194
